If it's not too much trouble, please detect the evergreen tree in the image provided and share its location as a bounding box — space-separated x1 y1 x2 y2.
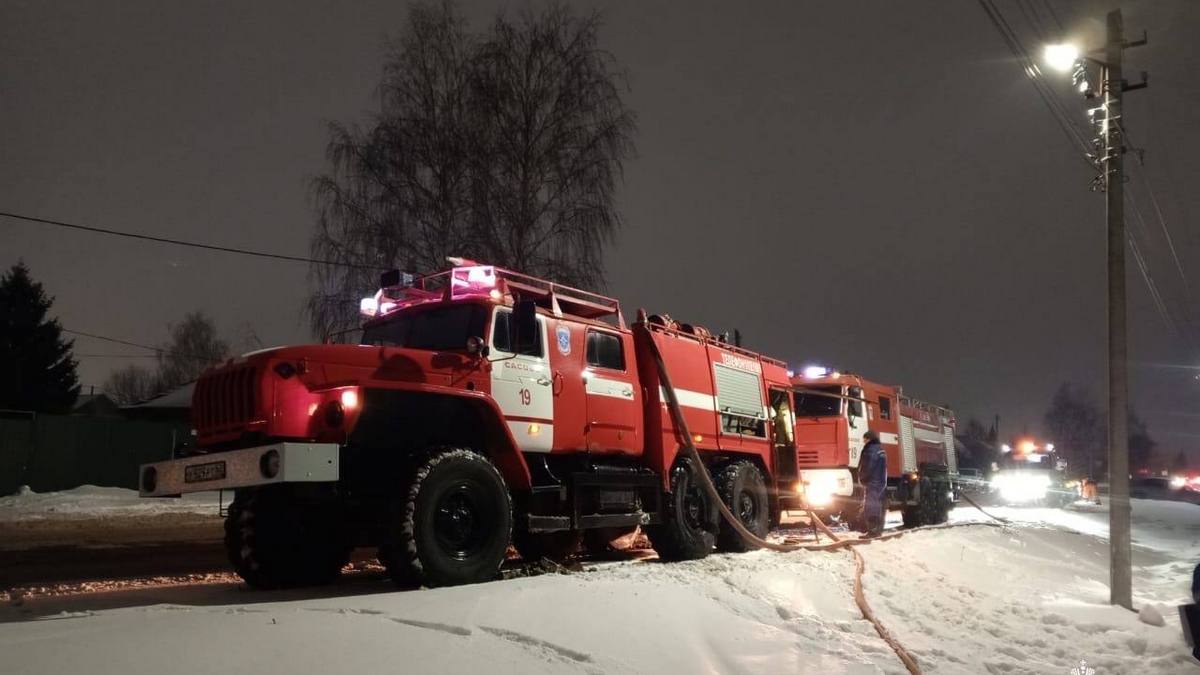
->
0 262 80 412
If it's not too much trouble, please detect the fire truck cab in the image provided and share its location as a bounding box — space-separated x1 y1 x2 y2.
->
789 369 959 527
139 262 793 588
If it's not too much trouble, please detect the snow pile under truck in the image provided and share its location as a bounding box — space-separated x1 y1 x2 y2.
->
789 370 960 527
139 262 959 588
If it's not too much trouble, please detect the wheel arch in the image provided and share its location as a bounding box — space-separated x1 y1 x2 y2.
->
349 383 532 491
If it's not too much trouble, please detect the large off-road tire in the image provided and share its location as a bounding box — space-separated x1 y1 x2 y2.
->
224 485 348 590
513 527 582 563
715 461 770 552
902 477 940 528
381 448 512 587
930 484 951 525
645 459 717 561
582 526 640 557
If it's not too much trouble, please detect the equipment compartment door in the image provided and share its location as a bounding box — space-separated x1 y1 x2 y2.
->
490 308 554 453
583 329 639 454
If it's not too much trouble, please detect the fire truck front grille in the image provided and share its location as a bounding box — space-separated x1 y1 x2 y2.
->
796 450 819 466
194 365 259 433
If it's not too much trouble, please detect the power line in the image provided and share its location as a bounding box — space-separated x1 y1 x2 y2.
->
1126 197 1182 339
1120 136 1194 298
978 0 1200 351
64 329 162 353
1112 120 1198 345
1127 187 1194 344
1039 0 1065 34
976 0 1096 168
63 328 226 365
0 210 387 271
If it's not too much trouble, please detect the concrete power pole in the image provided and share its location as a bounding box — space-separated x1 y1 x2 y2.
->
1103 7 1132 612
1097 8 1146 611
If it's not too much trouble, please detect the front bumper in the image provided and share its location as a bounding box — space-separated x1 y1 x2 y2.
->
139 442 340 497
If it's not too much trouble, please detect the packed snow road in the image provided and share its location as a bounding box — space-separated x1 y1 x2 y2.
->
1 488 1197 674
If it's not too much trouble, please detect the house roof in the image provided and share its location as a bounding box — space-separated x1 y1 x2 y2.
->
123 381 195 409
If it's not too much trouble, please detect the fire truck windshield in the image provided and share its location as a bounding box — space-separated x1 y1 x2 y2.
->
360 304 488 351
794 385 842 417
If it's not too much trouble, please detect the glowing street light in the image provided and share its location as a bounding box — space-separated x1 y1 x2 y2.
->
1044 43 1080 72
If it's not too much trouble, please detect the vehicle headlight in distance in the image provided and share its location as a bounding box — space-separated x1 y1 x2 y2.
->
993 473 1050 502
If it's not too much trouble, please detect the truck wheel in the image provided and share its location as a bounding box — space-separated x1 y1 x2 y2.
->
382 448 512 587
918 477 939 524
716 461 770 552
513 527 582 563
645 459 717 561
224 485 348 590
582 526 640 557
931 486 950 524
901 504 923 528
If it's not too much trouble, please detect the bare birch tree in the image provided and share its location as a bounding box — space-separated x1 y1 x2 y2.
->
307 1 635 339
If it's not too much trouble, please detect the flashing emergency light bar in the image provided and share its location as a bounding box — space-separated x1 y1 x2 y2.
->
360 264 501 318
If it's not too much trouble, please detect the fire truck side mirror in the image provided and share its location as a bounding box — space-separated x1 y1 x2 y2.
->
512 299 538 353
466 336 489 358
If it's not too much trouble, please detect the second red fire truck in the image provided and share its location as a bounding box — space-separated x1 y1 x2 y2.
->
789 369 959 527
139 261 958 588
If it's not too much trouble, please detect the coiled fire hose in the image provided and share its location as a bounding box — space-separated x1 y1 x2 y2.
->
637 313 932 673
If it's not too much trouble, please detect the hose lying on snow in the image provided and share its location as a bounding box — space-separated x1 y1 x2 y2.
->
637 311 1003 675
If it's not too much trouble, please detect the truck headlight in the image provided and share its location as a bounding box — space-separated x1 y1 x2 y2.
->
260 449 281 479
802 473 840 507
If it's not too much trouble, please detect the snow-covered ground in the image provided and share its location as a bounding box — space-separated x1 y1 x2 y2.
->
0 485 222 522
1 495 1196 674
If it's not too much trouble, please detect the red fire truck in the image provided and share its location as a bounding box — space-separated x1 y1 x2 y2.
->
139 262 805 588
788 369 959 527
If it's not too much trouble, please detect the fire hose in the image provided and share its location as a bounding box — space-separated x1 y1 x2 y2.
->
638 313 1003 675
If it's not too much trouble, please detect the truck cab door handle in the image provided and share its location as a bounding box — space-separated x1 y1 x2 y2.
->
536 377 552 386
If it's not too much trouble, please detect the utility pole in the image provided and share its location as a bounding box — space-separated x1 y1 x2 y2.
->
1103 7 1132 612
1094 8 1146 611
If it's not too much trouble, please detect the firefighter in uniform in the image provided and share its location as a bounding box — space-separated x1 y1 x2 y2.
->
858 430 888 537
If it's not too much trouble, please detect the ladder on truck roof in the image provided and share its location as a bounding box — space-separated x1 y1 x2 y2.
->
390 264 625 328
640 315 787 369
500 268 625 328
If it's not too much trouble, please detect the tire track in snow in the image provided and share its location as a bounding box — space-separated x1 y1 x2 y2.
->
390 617 473 636
478 625 594 665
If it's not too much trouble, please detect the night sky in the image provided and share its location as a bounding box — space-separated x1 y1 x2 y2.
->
2 1 1197 461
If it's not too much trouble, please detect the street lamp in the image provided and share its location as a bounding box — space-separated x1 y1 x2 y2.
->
1043 43 1080 72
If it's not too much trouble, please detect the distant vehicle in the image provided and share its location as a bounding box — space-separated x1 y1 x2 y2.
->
956 468 988 493
1130 477 1200 504
989 439 1076 507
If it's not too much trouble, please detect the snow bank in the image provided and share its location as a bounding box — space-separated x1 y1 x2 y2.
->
0 485 222 522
